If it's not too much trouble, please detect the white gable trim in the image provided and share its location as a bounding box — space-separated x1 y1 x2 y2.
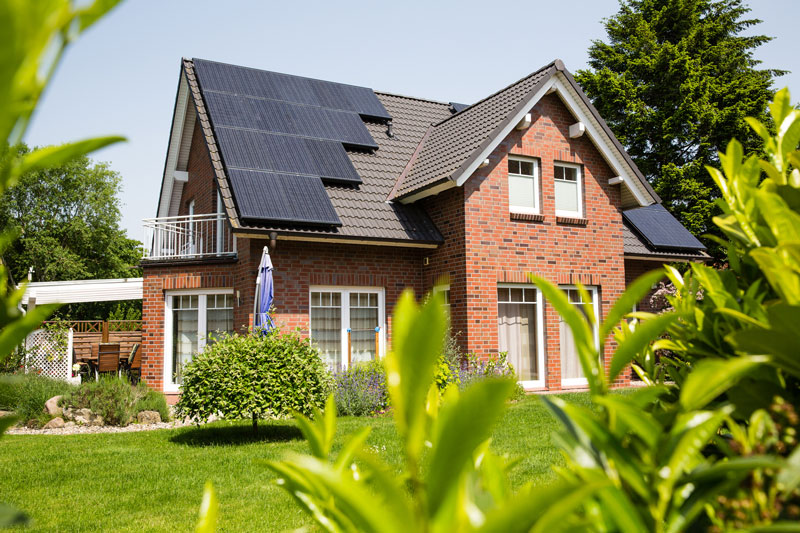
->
452 73 654 207
156 71 192 218
453 77 556 188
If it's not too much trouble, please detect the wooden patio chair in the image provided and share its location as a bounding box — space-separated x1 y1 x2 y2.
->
123 343 141 384
97 343 121 378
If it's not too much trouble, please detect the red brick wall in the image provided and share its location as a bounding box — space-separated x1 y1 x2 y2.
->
140 261 237 391
624 259 667 313
420 187 468 351
178 119 218 216
424 93 628 390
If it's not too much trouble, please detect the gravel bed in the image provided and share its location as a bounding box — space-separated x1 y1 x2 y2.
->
6 419 195 436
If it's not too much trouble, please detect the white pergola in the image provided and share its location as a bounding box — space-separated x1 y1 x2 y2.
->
21 278 143 308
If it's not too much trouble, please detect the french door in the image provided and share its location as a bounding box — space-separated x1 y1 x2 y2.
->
559 285 599 387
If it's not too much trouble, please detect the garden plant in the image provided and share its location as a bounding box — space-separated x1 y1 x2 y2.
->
175 330 332 431
192 90 800 531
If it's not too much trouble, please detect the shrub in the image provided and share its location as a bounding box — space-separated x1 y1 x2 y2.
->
62 377 135 426
131 384 169 422
0 373 76 426
175 330 331 430
61 378 170 426
333 359 388 416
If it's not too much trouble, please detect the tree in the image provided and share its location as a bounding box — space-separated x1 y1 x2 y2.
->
0 144 141 318
575 0 784 259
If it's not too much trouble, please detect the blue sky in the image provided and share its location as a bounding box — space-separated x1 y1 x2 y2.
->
25 0 798 239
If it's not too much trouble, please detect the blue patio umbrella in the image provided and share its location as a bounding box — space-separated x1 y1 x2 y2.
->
254 246 274 333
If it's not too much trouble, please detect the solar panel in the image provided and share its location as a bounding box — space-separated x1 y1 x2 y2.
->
215 128 362 185
622 204 706 250
228 169 341 226
202 91 378 149
193 58 391 120
449 102 470 113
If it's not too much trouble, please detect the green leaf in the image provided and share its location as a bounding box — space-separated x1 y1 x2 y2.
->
75 0 123 31
593 395 662 448
777 444 800 496
680 356 769 411
477 481 607 533
427 378 514 518
530 275 605 394
770 88 793 130
385 290 447 464
13 136 125 177
195 481 218 533
600 269 665 343
609 312 678 383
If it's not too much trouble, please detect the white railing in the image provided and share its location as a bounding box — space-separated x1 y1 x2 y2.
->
142 214 236 261
25 328 80 384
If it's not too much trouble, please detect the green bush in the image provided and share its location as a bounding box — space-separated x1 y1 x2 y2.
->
62 377 135 426
175 330 331 430
131 385 169 422
61 378 170 426
0 373 76 426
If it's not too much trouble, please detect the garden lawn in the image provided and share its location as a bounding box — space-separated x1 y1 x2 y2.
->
0 393 590 532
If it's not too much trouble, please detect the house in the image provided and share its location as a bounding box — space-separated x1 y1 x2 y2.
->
141 57 707 398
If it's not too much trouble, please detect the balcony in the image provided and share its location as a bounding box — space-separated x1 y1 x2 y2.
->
142 214 236 262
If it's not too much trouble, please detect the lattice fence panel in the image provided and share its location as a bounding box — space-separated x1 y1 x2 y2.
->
24 328 74 382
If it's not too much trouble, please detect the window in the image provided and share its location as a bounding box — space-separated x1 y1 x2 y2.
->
554 162 582 217
508 156 539 214
165 290 234 390
497 285 544 388
433 285 451 315
309 287 384 371
558 286 599 386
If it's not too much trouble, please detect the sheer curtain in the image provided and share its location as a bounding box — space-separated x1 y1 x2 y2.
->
206 293 233 344
497 302 537 381
310 292 342 370
559 319 582 380
172 295 198 384
350 292 378 364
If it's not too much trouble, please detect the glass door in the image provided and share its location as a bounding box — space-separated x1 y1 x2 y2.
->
559 286 598 387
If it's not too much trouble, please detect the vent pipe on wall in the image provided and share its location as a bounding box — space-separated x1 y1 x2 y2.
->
269 231 277 250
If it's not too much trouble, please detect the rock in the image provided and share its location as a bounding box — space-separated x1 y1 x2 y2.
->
88 414 104 427
64 421 75 428
137 411 161 425
43 417 65 429
0 410 12 418
44 395 63 416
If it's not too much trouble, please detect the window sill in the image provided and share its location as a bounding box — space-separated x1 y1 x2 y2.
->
556 216 588 226
510 211 544 222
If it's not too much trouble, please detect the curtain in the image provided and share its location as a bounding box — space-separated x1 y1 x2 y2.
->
172 308 198 384
497 302 537 381
310 306 342 370
350 306 378 364
559 318 583 380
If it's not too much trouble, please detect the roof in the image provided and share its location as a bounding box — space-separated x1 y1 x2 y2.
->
623 224 709 261
389 60 659 204
184 59 450 244
171 57 689 250
392 62 557 198
623 204 706 251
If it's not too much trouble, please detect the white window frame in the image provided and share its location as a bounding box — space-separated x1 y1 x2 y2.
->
309 286 386 369
508 155 540 215
554 161 583 218
497 283 546 389
558 284 600 387
163 288 233 393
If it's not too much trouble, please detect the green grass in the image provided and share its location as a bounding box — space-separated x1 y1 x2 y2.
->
0 393 591 532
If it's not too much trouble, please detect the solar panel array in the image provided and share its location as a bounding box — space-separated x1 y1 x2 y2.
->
193 58 391 120
193 58 391 225
622 204 706 250
215 129 361 183
227 169 341 226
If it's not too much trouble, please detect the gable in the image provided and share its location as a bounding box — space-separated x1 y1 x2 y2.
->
389 61 658 208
